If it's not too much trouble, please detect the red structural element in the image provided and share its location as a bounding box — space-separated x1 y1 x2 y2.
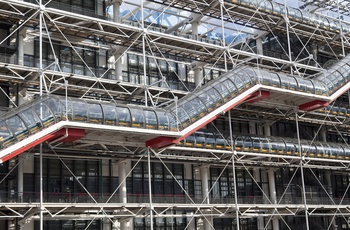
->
145 136 178 149
298 100 329 112
146 90 271 149
246 90 270 104
47 128 86 143
0 128 85 163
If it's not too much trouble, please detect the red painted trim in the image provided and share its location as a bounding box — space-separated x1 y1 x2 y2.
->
246 90 270 104
147 90 271 148
145 136 177 149
298 100 329 111
1 128 86 163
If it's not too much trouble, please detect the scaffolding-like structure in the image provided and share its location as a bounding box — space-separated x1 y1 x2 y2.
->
1 0 350 229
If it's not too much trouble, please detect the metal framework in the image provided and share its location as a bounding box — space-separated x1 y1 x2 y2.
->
1 0 350 229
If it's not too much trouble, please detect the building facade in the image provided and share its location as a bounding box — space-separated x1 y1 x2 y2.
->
0 0 350 229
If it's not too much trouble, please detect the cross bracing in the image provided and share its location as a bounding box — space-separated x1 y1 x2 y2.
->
1 0 350 229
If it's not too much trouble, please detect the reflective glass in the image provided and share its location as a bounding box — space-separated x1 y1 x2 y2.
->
88 103 103 124
214 83 230 102
144 110 157 129
168 112 180 131
73 100 88 122
191 97 207 118
221 79 238 99
197 91 216 112
18 109 42 133
6 115 27 141
102 104 117 125
156 111 169 130
129 108 145 128
182 101 199 122
34 103 55 126
0 121 13 147
177 107 191 128
60 98 73 121
116 106 131 127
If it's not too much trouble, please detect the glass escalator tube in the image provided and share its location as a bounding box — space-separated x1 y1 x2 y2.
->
72 99 88 122
181 99 201 123
175 107 192 128
144 109 158 130
87 101 103 124
168 111 181 131
155 110 169 131
116 106 132 127
205 132 216 148
34 97 59 126
195 132 206 148
252 136 262 153
184 134 195 147
0 120 14 148
242 136 253 152
5 115 28 142
101 103 117 125
18 108 43 135
59 97 73 121
190 96 208 119
214 133 228 150
129 107 145 128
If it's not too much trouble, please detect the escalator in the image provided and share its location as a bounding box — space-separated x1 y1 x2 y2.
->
1 54 350 162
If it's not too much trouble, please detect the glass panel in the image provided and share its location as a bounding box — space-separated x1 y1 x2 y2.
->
215 134 227 149
6 115 28 141
156 111 169 130
230 75 245 92
168 112 180 131
144 110 157 129
213 82 230 102
102 103 117 125
221 78 237 99
177 107 191 128
60 98 73 121
288 76 298 91
130 108 145 128
270 73 281 87
0 121 14 147
195 132 206 147
72 100 88 122
88 103 103 124
116 106 131 127
34 102 56 126
206 133 215 148
207 88 223 108
182 101 199 122
198 93 215 112
18 109 42 134
191 97 207 118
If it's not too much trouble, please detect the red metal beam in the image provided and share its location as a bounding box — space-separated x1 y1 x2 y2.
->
298 100 329 112
0 128 85 163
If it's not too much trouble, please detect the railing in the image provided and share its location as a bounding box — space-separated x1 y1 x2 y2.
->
0 192 348 206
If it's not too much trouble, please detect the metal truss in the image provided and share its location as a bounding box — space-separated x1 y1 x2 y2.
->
0 0 350 229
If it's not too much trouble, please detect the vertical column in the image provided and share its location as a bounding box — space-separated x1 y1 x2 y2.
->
201 165 210 204
114 52 123 82
253 169 264 230
268 169 279 230
192 21 199 41
119 160 130 230
249 121 256 135
264 122 271 136
256 37 263 55
17 155 24 202
113 0 123 82
185 163 196 229
18 32 25 66
194 67 202 87
201 165 212 230
113 0 121 23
